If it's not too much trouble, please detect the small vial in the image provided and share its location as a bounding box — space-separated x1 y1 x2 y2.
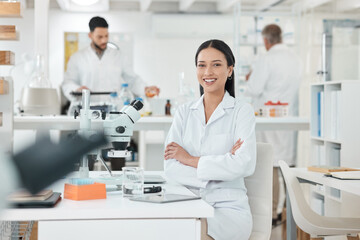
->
165 99 171 116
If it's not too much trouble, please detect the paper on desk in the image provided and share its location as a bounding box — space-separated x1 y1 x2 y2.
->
329 171 360 180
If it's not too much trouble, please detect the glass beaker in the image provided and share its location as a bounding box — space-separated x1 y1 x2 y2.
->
122 167 144 197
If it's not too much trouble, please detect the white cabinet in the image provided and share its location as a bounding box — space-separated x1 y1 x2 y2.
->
310 80 360 222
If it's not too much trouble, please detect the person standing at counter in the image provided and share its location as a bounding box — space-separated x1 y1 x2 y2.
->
245 24 302 225
61 16 159 102
164 39 256 240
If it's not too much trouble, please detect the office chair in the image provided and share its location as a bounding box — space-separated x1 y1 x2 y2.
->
279 160 360 240
245 142 273 240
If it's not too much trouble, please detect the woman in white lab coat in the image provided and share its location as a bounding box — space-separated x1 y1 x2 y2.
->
164 40 256 240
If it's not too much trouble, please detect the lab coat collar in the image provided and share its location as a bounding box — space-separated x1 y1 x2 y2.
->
88 45 108 60
190 91 234 110
190 91 235 126
268 43 288 53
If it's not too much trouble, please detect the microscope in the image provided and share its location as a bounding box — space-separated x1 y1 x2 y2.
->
75 89 143 179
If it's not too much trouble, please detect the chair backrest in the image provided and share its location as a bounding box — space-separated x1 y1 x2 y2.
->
278 160 328 236
245 142 273 240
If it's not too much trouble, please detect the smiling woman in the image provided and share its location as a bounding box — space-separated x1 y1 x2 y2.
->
164 39 256 240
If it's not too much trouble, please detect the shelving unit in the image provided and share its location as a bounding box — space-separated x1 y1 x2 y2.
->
310 80 360 220
0 1 21 157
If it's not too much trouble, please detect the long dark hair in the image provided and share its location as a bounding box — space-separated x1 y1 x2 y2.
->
195 39 235 97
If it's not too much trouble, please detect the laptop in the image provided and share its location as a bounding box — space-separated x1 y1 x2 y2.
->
129 194 201 204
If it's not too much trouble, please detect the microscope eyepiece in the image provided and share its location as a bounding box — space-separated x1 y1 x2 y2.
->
130 100 143 111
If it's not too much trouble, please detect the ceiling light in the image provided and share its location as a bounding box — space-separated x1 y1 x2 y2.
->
71 0 99 6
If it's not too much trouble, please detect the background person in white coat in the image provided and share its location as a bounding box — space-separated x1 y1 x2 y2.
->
61 16 159 103
164 39 256 240
245 24 302 225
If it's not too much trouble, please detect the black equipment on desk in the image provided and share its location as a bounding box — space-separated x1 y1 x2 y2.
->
13 134 107 194
70 91 116 96
144 186 162 194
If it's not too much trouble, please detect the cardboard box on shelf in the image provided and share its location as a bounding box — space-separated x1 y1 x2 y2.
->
0 78 9 94
0 1 21 17
0 25 16 40
0 51 15 65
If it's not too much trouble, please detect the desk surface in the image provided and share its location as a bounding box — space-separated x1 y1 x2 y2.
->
293 168 360 196
13 116 309 131
0 172 214 221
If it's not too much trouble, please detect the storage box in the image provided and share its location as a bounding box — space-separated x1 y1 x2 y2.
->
0 25 16 40
0 2 21 17
0 78 9 94
64 183 106 201
0 51 15 65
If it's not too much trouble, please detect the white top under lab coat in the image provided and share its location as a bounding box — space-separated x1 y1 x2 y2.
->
164 91 256 239
246 43 302 166
62 46 145 102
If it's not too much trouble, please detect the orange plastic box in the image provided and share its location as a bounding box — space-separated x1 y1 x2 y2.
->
64 183 106 201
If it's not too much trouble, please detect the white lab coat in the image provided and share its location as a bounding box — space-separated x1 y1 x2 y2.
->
164 91 256 240
61 46 145 102
245 44 302 166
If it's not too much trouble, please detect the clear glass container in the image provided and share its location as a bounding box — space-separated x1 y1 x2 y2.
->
27 54 51 88
122 167 144 197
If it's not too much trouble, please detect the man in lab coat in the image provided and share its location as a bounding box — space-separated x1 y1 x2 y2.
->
245 24 302 225
61 16 159 103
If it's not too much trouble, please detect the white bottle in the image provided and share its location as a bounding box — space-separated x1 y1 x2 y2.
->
119 83 134 107
109 92 118 112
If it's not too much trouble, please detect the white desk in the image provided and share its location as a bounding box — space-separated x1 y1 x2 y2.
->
293 168 360 196
13 116 309 132
0 172 213 240
12 114 310 135
13 116 174 132
286 168 360 240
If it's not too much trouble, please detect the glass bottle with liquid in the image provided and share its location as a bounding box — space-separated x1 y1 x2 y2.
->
165 99 171 116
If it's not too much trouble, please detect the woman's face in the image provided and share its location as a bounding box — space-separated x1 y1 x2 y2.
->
196 47 233 96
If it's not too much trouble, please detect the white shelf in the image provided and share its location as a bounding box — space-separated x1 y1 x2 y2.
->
310 136 325 142
310 80 360 218
238 42 295 47
310 137 342 144
324 139 342 145
310 80 359 86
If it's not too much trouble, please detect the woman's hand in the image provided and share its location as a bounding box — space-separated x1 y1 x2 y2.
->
231 139 244 155
164 142 199 168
